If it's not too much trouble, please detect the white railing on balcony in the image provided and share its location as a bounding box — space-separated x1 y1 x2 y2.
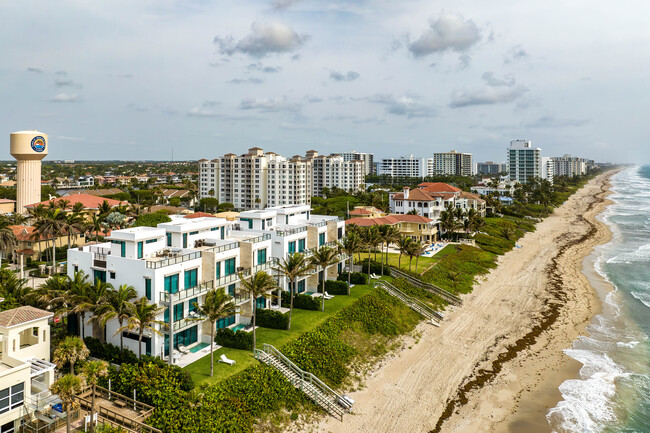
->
146 251 201 269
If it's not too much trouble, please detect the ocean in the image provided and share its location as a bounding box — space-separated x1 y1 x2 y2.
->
547 166 650 432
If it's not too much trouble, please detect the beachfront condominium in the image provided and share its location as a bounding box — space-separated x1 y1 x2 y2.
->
507 140 542 184
339 151 375 176
432 151 473 176
67 205 347 363
541 157 555 184
552 154 588 177
305 150 365 196
199 148 364 209
476 161 507 175
378 155 433 178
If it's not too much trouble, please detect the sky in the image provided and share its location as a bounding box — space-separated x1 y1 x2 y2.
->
1 0 649 163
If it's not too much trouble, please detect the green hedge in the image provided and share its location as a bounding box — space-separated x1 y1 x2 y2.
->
281 291 320 311
324 280 349 295
337 272 367 285
474 233 514 255
255 308 289 330
358 259 391 276
215 328 253 351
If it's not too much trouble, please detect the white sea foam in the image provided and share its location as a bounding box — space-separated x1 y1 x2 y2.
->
631 291 650 309
616 341 640 349
606 242 650 264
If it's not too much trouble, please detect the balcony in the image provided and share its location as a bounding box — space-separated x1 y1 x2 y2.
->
160 280 215 303
251 257 279 274
275 226 307 237
146 251 202 269
204 241 240 254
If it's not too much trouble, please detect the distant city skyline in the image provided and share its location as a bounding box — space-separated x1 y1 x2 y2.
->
1 0 648 163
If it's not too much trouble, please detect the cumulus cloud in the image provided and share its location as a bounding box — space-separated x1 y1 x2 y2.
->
229 77 265 84
27 67 43 73
457 54 471 70
272 0 301 10
365 94 436 118
246 62 282 73
504 45 529 64
50 93 81 102
239 97 302 112
409 12 480 57
329 70 360 82
214 22 308 58
187 107 219 118
449 72 528 108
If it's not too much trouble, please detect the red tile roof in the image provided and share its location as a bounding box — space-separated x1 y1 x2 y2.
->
25 194 127 210
418 182 461 193
459 191 485 202
184 212 216 219
349 208 373 215
346 214 433 226
0 306 53 327
392 189 446 201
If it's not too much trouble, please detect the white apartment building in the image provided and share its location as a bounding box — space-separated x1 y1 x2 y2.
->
476 161 507 175
378 156 433 178
306 151 365 196
552 154 588 177
199 149 364 209
507 140 542 184
433 151 473 176
68 206 347 363
0 306 57 433
340 151 374 176
541 157 555 184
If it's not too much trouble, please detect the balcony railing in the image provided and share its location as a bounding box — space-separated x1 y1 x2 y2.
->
215 269 251 288
275 226 307 237
160 280 215 303
146 251 202 269
204 241 240 254
307 220 327 228
241 233 271 244
251 257 279 275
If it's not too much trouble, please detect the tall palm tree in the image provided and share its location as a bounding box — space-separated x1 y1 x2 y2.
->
93 284 137 351
78 280 112 340
117 297 165 359
87 213 103 242
82 360 108 433
63 211 84 249
411 241 428 273
380 225 401 276
359 226 379 279
397 236 413 270
439 204 458 240
237 271 279 349
308 246 338 311
53 336 90 375
31 206 67 271
191 288 237 376
0 269 30 307
0 216 16 269
272 253 313 330
97 200 113 218
50 374 85 433
339 232 362 294
66 272 95 338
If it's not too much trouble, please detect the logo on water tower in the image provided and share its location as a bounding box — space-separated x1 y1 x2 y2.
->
30 136 46 153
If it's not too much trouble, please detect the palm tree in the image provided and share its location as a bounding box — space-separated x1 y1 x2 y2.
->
31 206 66 271
79 280 113 341
397 236 413 270
0 269 30 307
87 213 103 241
66 271 95 338
238 271 279 349
359 226 379 279
411 241 428 273
82 360 108 433
53 336 90 375
117 297 165 359
339 232 362 294
63 211 84 249
0 216 16 268
272 253 313 330
439 204 458 240
191 288 237 376
308 246 338 311
50 374 85 433
97 200 112 218
93 284 137 351
381 225 400 275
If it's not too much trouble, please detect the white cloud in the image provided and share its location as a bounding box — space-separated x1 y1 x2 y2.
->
187 107 219 117
50 93 81 102
272 0 301 10
214 22 308 58
409 12 480 57
239 97 302 112
504 45 530 64
449 73 527 108
229 77 265 84
330 70 360 82
365 94 436 118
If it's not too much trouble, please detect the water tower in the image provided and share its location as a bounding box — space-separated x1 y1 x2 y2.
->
10 131 48 214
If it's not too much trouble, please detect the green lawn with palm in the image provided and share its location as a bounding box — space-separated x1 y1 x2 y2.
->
183 283 375 386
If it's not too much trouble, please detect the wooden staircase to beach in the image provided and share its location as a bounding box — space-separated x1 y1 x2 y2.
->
389 267 463 307
254 344 352 421
373 280 442 324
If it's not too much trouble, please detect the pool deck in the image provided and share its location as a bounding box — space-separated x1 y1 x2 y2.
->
171 343 222 368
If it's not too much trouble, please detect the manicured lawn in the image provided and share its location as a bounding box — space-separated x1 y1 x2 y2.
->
432 244 460 258
356 252 439 274
184 282 375 386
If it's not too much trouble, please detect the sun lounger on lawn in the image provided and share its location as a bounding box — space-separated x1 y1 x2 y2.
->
370 273 380 279
219 354 236 365
324 291 334 299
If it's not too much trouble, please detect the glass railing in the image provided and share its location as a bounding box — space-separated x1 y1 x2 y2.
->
275 226 307 237
215 269 251 288
160 280 215 303
146 251 202 269
241 233 271 244
204 241 240 254
307 220 327 227
251 258 279 274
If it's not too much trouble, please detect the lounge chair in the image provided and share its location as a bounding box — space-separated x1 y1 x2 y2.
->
178 345 190 354
324 291 334 299
370 273 380 279
219 354 236 366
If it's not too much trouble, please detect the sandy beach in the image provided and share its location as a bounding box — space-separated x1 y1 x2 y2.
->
306 171 616 433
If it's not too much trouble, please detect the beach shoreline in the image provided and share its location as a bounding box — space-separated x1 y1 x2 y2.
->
304 171 617 433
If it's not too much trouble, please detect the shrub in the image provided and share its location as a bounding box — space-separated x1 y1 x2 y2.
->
280 291 320 311
358 259 391 276
133 212 172 227
324 280 349 295
422 245 497 295
337 272 367 285
474 233 514 255
255 308 289 330
215 328 253 351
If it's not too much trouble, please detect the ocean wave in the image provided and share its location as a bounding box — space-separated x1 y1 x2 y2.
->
631 291 650 309
606 242 650 264
616 341 640 349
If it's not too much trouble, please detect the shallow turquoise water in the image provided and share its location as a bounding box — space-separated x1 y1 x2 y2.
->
232 323 246 332
190 342 209 353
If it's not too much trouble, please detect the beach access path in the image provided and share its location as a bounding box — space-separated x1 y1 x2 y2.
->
306 172 615 433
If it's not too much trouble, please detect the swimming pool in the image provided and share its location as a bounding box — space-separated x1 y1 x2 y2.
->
232 324 246 332
189 342 209 353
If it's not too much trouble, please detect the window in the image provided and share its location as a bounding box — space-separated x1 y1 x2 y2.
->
319 233 325 246
183 233 188 248
224 258 236 276
0 420 14 433
221 226 225 238
215 262 221 280
146 238 157 244
298 239 305 252
164 274 179 294
109 271 116 279
228 283 235 296
297 280 306 293
189 297 198 313
288 241 296 254
184 268 198 289
173 303 184 322
32 327 38 337
93 270 106 284
255 296 266 309
145 278 151 300
216 314 235 329
0 383 24 414
257 248 267 265
166 233 172 247
338 228 343 239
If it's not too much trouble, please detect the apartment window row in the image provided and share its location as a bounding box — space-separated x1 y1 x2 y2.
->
0 383 24 414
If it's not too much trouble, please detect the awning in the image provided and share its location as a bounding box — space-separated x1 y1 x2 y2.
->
28 358 56 377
